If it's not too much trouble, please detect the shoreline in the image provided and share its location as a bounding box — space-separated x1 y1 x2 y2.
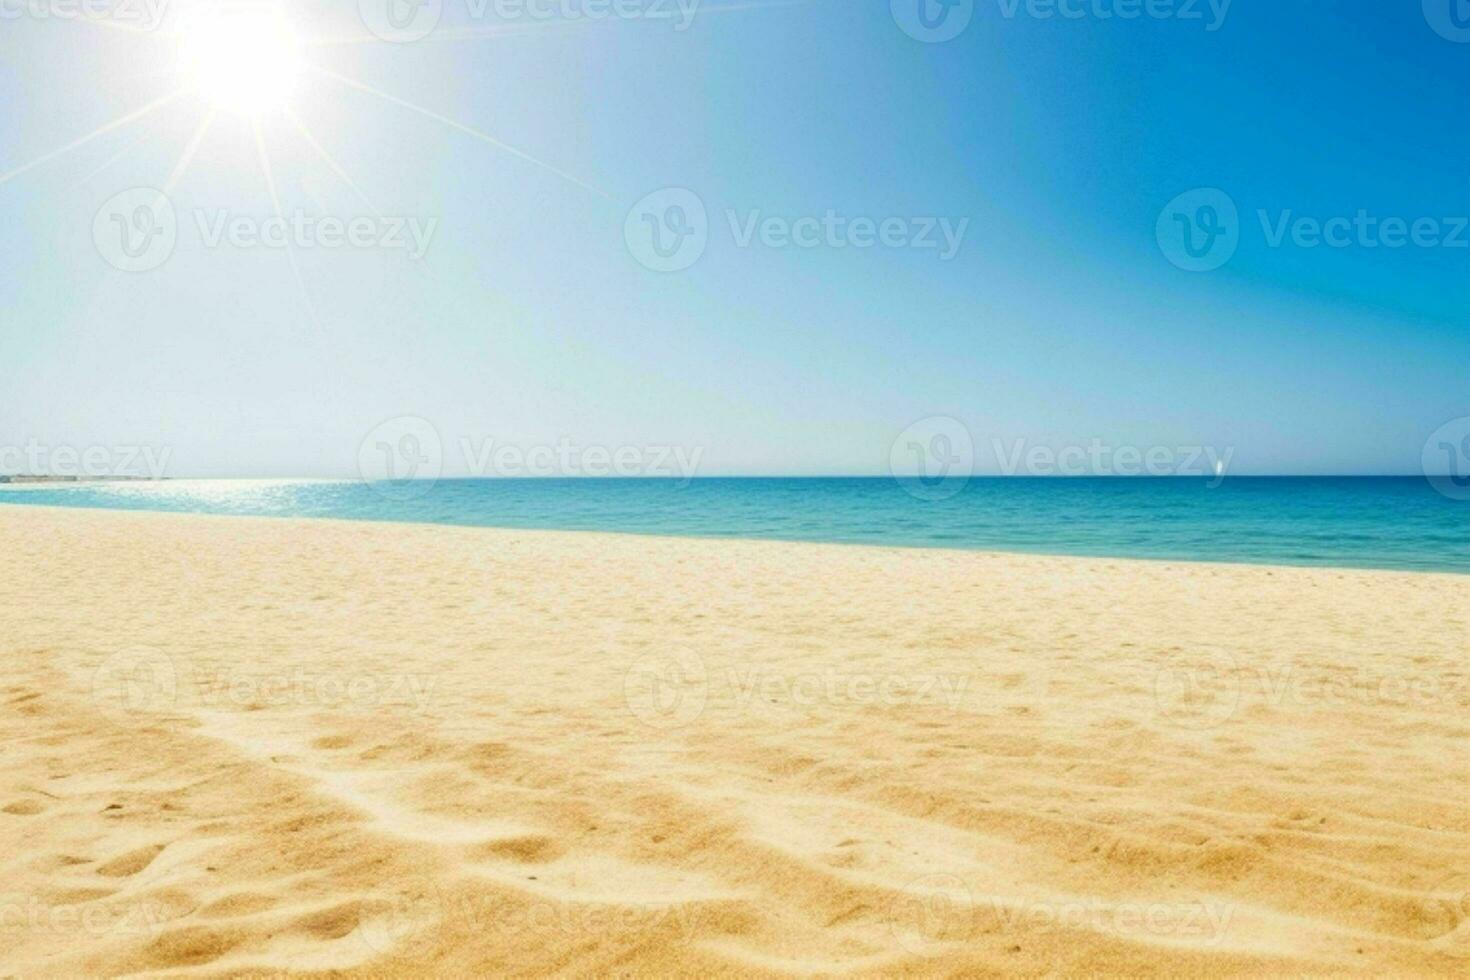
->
0 499 1465 579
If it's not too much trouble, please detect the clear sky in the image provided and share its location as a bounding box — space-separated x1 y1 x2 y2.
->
1 0 1467 478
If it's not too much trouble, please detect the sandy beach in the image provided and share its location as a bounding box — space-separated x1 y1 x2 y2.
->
0 503 1467 976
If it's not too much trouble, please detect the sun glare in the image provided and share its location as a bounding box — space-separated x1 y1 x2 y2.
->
178 5 302 115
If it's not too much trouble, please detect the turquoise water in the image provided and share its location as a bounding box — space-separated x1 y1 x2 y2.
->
2 477 1467 574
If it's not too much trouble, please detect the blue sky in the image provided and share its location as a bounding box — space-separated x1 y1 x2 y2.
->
1 0 1467 477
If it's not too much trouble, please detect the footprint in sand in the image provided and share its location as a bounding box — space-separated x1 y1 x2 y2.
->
25 883 117 910
38 854 94 870
312 734 355 750
473 834 565 865
140 925 245 969
2 799 44 815
97 844 166 878
293 901 369 941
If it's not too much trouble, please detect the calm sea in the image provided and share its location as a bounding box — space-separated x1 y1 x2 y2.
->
2 477 1467 574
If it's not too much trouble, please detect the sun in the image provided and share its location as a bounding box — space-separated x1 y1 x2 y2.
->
178 4 303 116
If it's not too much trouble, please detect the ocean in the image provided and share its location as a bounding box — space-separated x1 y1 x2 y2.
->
3 476 1467 574
5 476 1464 575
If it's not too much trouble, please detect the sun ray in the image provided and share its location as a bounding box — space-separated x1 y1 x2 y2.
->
109 67 191 84
251 121 286 248
253 117 322 331
74 117 160 187
285 108 441 284
0 91 184 188
309 64 609 199
164 108 218 194
283 108 382 219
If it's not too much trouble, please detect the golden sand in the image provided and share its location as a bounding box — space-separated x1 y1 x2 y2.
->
0 504 1467 976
